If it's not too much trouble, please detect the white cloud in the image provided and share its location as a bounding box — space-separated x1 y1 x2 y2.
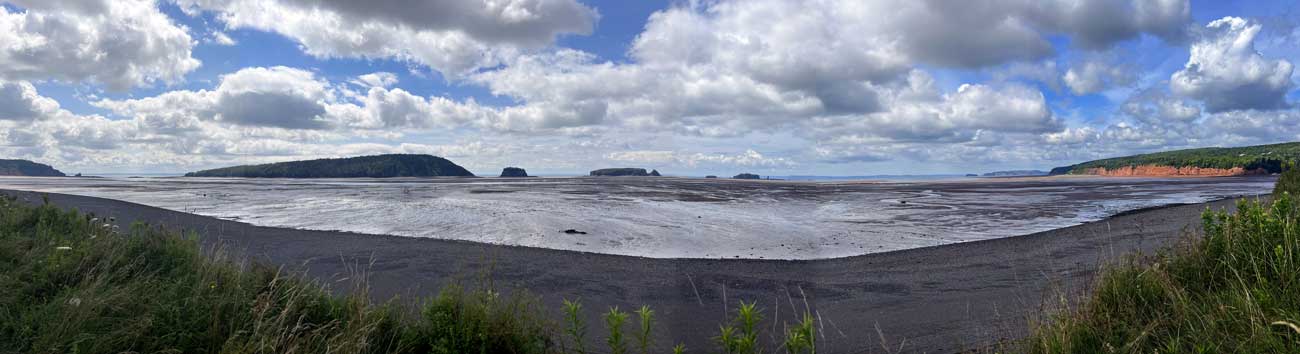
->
1064 59 1134 95
0 0 200 90
353 72 398 88
605 149 795 168
210 31 237 46
1170 16 1294 112
176 0 597 78
0 80 59 121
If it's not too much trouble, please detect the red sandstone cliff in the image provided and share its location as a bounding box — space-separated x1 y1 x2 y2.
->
1079 165 1270 177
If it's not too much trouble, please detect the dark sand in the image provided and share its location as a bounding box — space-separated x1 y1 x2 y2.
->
2 189 1256 353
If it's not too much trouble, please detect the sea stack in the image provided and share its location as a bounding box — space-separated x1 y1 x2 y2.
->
500 167 529 177
649 169 662 176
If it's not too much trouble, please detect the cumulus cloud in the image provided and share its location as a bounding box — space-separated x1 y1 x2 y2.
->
96 67 334 130
1063 59 1134 95
176 0 597 77
0 0 200 90
353 72 399 88
1170 17 1294 112
0 81 59 121
605 149 795 168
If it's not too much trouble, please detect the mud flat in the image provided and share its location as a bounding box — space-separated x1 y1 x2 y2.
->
0 176 1274 259
2 189 1258 353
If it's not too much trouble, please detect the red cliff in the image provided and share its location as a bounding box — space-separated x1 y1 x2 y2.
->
1079 165 1270 177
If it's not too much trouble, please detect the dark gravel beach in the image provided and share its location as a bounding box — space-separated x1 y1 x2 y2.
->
3 189 1256 353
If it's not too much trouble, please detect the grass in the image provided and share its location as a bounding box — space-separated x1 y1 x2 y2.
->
0 196 821 354
1276 165 1300 197
1026 192 1300 353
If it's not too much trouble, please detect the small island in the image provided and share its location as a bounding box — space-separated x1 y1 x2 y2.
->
733 173 761 180
590 168 652 177
499 167 530 177
982 170 1048 177
0 159 66 177
185 154 475 178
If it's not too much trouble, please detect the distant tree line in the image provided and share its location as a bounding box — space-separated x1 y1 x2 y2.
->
1052 142 1300 175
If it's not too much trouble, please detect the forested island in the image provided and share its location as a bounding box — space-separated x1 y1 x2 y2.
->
185 154 475 178
0 159 65 177
1051 142 1300 177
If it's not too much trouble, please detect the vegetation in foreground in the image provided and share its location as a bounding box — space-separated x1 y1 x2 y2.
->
1276 166 1300 197
0 197 818 354
1028 191 1300 352
1050 141 1300 175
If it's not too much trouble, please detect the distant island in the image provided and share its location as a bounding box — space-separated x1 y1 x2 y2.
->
0 159 65 177
499 167 530 177
734 173 761 180
982 170 1048 177
1050 142 1300 177
185 154 475 178
590 168 653 176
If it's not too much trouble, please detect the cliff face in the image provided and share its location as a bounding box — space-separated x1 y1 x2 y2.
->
1078 165 1271 177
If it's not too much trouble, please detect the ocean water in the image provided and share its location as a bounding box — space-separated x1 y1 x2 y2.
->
0 176 1275 259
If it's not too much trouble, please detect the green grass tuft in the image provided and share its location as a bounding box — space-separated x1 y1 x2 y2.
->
1027 194 1300 353
0 197 548 354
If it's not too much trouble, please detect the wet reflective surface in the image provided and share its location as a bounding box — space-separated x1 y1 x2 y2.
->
0 175 1274 259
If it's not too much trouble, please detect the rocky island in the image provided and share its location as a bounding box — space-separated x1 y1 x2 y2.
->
499 167 530 177
185 154 475 178
734 173 761 179
590 168 652 176
0 159 66 176
1050 142 1299 177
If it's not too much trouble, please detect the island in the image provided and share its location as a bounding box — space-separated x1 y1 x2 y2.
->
499 167 530 177
590 168 652 176
1050 142 1299 177
184 154 475 178
982 170 1048 177
649 169 662 176
0 159 66 176
734 173 761 180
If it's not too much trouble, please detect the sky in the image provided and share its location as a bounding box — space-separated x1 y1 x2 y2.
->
1 0 1299 176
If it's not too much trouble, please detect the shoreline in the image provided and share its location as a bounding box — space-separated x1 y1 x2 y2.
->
0 189 1262 353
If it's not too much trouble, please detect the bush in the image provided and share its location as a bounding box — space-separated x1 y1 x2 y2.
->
1028 195 1300 353
1276 165 1300 197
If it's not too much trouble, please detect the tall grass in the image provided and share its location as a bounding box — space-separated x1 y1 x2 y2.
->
1027 194 1300 353
0 197 548 354
0 196 821 354
1276 164 1300 197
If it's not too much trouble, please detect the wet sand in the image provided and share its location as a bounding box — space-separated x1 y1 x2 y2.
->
2 189 1257 353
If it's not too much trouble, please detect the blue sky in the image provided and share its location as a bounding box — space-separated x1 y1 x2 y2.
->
2 0 1299 176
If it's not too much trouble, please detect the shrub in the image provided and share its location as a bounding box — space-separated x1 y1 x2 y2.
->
1276 164 1300 197
1028 195 1300 353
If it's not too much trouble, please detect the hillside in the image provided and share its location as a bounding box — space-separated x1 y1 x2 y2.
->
185 154 475 178
0 159 65 177
1050 142 1300 176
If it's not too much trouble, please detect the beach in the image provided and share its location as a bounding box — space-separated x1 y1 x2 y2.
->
1 188 1257 353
